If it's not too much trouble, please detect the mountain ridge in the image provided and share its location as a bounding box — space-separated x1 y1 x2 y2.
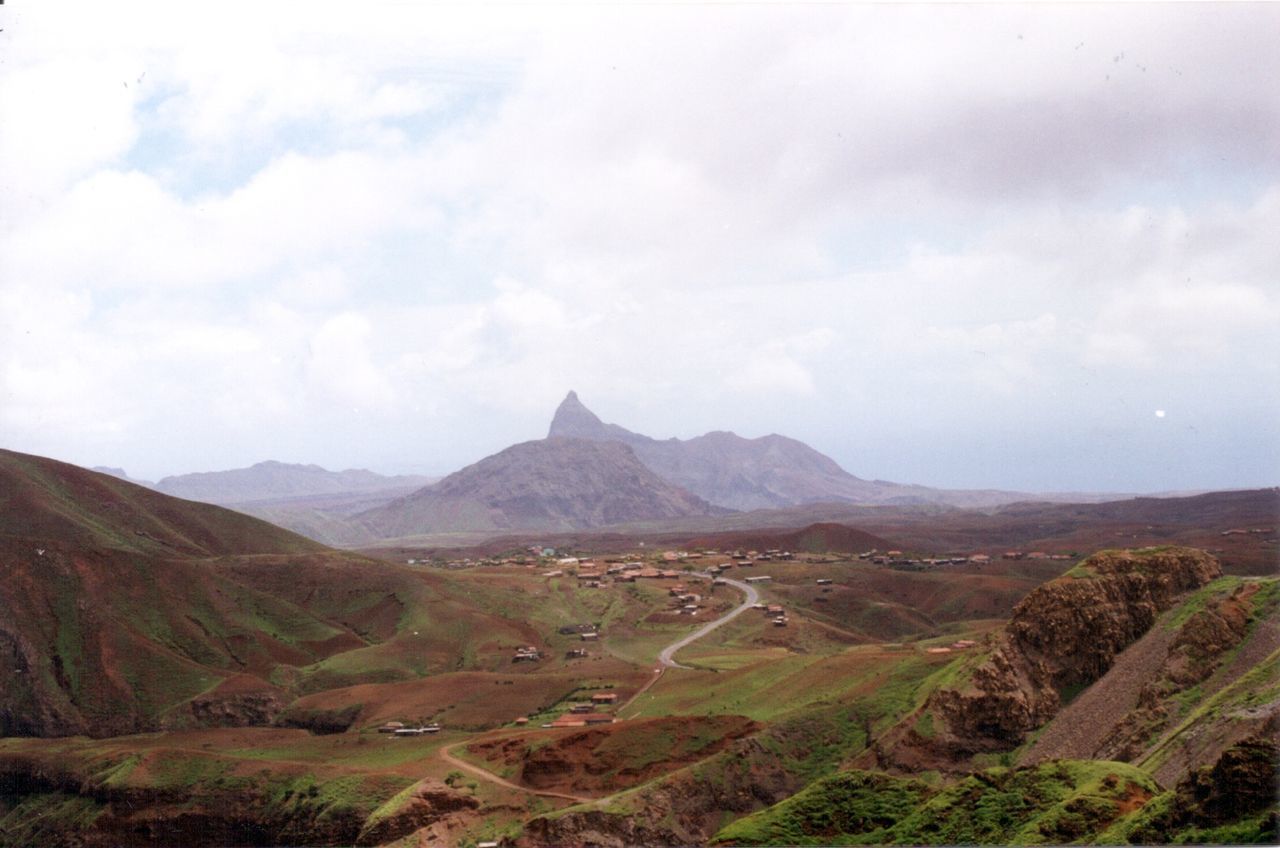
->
548 391 1034 510
355 436 723 539
154 460 435 505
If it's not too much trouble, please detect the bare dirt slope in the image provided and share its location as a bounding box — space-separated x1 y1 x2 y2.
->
1020 578 1280 771
357 437 721 538
466 715 760 796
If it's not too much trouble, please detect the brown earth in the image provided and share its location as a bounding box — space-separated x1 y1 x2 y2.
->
765 564 1053 641
281 665 650 731
466 715 759 796
519 731 806 848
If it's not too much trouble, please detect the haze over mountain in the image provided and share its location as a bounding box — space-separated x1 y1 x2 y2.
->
91 466 155 488
549 391 1042 510
154 460 435 505
357 437 721 539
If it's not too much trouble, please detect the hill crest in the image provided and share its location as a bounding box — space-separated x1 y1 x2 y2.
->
155 460 435 505
546 391 1032 511
357 437 722 539
0 449 323 558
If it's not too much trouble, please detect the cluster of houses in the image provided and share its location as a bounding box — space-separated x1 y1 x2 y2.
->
378 721 442 736
543 561 686 583
558 622 601 642
854 548 1076 568
410 543 1082 575
405 546 799 573
539 691 620 729
1220 527 1273 536
668 585 705 615
753 602 789 627
924 639 978 655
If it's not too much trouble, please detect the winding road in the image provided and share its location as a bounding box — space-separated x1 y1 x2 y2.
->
438 572 758 802
657 574 759 669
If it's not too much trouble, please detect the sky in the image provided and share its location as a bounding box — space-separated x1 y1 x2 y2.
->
1 2 1277 493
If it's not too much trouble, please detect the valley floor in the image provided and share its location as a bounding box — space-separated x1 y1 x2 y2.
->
3 547 1277 847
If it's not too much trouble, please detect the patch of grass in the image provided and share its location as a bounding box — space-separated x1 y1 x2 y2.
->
0 793 106 845
713 760 1161 846
914 711 935 739
714 770 931 845
1140 647 1280 776
1163 577 1242 630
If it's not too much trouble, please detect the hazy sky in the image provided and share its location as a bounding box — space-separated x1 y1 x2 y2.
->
2 2 1277 493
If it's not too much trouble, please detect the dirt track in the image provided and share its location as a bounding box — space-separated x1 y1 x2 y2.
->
437 572 756 801
438 739 593 803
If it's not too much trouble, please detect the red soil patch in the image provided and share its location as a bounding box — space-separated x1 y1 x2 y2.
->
465 714 760 796
1114 780 1154 815
286 665 650 731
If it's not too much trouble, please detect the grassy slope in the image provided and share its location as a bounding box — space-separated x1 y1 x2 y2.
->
0 451 565 736
714 760 1161 846
710 570 1280 847
0 727 499 847
0 449 322 557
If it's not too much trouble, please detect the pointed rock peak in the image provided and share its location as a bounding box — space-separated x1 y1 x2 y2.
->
549 390 607 438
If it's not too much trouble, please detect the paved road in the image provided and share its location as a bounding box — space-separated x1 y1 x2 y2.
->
657 574 759 669
438 572 759 801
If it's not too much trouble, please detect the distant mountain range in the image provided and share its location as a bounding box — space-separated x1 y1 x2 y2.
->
91 461 435 505
91 466 155 487
85 391 1135 543
548 391 1043 510
153 460 436 504
356 437 722 539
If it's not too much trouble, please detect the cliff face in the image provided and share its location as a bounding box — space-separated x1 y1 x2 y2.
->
882 547 1222 768
1005 549 1224 690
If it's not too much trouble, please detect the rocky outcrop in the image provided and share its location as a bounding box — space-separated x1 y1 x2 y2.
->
881 548 1222 768
519 734 803 848
1089 581 1263 762
1004 547 1223 690
355 780 480 846
186 688 288 729
274 702 363 735
1125 734 1280 843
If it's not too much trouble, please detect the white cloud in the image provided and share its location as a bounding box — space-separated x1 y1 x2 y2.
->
1086 283 1277 368
1 2 1276 489
305 313 395 411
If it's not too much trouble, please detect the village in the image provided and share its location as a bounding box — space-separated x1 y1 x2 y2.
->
407 543 1082 574
378 542 1084 737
